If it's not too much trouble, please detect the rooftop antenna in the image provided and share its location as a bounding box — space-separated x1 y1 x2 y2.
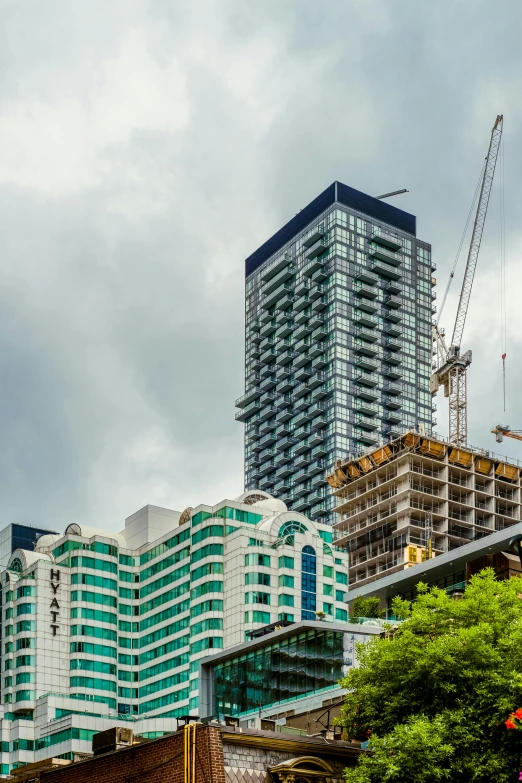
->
375 189 409 200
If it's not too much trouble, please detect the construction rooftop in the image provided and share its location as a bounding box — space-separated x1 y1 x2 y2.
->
326 431 522 589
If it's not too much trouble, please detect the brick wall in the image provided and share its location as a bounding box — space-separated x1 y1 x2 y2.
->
41 725 226 783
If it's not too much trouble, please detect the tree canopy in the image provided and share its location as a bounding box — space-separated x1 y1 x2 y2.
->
340 569 522 783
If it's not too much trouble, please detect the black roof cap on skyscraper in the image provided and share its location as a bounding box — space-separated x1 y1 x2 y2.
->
245 181 416 278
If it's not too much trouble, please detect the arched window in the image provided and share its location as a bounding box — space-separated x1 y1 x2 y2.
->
301 546 316 620
9 558 23 574
278 520 308 546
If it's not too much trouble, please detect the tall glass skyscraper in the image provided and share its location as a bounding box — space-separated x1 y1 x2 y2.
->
236 182 435 525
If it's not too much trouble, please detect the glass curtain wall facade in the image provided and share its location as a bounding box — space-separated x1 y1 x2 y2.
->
236 182 435 525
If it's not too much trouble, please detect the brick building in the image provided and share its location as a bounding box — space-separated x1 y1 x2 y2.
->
10 724 361 783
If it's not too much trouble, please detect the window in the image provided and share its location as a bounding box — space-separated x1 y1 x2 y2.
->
16 586 35 599
323 583 333 597
190 562 223 582
323 565 333 578
335 607 348 622
278 521 307 539
140 547 190 582
70 642 117 659
278 556 294 569
16 621 35 634
15 656 34 668
16 639 35 651
278 594 294 607
278 574 294 588
244 592 270 605
335 571 348 585
190 637 223 655
278 612 294 622
16 604 34 616
70 608 117 625
4 643 12 654
71 591 117 608
70 556 117 575
70 677 117 693
190 544 224 564
322 603 333 615
190 599 223 618
245 554 271 568
190 617 223 637
71 573 117 591
70 625 117 642
336 589 345 602
140 529 190 566
245 573 270 586
190 581 223 600
301 546 317 620
191 525 224 545
244 611 271 624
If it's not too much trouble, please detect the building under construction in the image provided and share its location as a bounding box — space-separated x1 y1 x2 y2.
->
327 431 522 589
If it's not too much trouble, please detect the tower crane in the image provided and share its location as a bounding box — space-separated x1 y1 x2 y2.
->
492 425 522 444
430 114 503 446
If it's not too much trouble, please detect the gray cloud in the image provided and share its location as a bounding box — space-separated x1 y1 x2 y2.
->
0 0 520 533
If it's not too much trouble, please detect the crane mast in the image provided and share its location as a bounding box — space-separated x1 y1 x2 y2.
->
431 115 503 446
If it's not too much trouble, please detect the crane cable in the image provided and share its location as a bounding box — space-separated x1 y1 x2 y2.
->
437 159 487 327
500 130 507 411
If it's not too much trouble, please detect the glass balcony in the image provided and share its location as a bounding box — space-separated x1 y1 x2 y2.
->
260 320 277 338
260 376 277 392
385 295 402 309
305 238 328 260
277 351 295 368
303 226 325 248
355 311 377 329
386 281 402 296
356 415 379 431
278 435 295 451
259 432 277 448
275 451 292 466
309 372 325 389
370 230 402 251
235 382 261 409
308 402 325 418
302 255 325 277
372 260 402 280
356 401 378 416
309 284 324 300
356 357 378 372
311 356 326 371
276 366 291 381
263 283 294 310
384 351 402 365
259 406 277 422
384 397 402 411
358 299 378 315
311 443 327 458
261 264 294 295
235 400 261 422
294 409 311 427
295 338 311 354
355 341 379 358
385 309 402 324
308 459 325 476
385 337 401 352
356 284 378 300
356 327 378 343
309 342 324 359
295 366 311 382
276 322 293 339
385 411 402 424
294 294 310 312
311 324 327 340
276 463 293 479
355 268 378 286
384 366 401 381
295 453 311 469
311 384 327 401
250 332 262 344
259 337 275 352
295 324 312 341
312 296 327 313
384 382 402 396
276 309 293 325
355 372 378 388
309 313 325 329
369 243 402 266
248 320 261 333
260 348 276 364
356 387 379 403
294 352 311 369
261 252 293 283
311 267 327 283
277 338 293 352
385 324 401 338
356 430 379 446
295 309 310 326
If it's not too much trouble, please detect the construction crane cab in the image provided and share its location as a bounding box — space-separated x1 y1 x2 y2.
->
492 425 522 443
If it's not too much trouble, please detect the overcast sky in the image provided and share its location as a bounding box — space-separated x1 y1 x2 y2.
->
0 0 520 534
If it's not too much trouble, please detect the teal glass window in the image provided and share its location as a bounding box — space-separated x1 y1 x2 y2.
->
190 544 224 564
323 565 333 578
190 581 223 600
140 617 190 649
278 556 294 569
278 594 294 607
16 586 34 599
322 603 333 615
119 570 139 583
15 621 34 633
278 521 307 539
70 556 117 575
139 688 190 715
140 549 190 583
15 655 34 667
336 589 345 602
70 625 117 641
70 676 117 693
336 571 348 585
70 591 117 608
140 563 190 598
335 607 348 622
244 610 270 624
301 546 317 621
139 598 190 631
140 582 189 615
71 574 117 591
15 639 35 651
190 599 223 617
191 525 224 545
245 554 270 567
245 592 270 605
278 574 294 588
189 637 223 655
190 617 222 636
70 608 117 625
245 573 270 586
15 690 34 701
190 562 223 582
119 554 138 566
140 634 189 666
139 529 190 566
16 604 35 616
70 642 116 659
15 673 35 685
323 584 333 597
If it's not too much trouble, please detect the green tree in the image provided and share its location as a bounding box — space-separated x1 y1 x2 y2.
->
340 569 522 783
350 596 383 621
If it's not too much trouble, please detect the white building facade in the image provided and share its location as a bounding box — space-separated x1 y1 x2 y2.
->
0 491 349 774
